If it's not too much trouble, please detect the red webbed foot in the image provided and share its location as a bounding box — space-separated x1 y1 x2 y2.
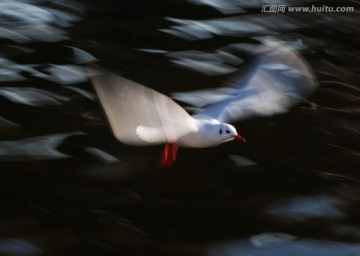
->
158 143 179 169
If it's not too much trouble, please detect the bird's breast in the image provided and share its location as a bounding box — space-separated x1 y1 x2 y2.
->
176 120 221 148
176 132 209 148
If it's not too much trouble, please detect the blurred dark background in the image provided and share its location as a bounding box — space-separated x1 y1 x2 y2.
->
0 0 359 255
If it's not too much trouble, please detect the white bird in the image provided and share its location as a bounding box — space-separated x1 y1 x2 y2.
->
89 39 317 168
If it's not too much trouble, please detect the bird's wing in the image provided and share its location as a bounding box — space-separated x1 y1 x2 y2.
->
173 38 318 123
89 67 198 146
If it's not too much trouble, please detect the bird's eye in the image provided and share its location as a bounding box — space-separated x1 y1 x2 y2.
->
219 129 223 135
226 130 230 134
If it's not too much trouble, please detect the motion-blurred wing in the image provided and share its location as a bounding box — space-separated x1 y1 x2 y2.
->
90 67 198 146
174 38 318 123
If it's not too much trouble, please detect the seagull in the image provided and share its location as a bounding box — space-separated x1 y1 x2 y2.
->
89 39 317 168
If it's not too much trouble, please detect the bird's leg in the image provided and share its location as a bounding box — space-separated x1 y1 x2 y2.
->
158 143 169 168
158 143 178 169
169 143 179 162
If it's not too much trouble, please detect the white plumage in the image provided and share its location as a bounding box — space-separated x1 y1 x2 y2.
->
89 38 317 167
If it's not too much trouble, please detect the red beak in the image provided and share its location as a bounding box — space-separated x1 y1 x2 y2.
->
234 134 246 142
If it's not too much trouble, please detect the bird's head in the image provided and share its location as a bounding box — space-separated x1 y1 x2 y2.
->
217 123 246 143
